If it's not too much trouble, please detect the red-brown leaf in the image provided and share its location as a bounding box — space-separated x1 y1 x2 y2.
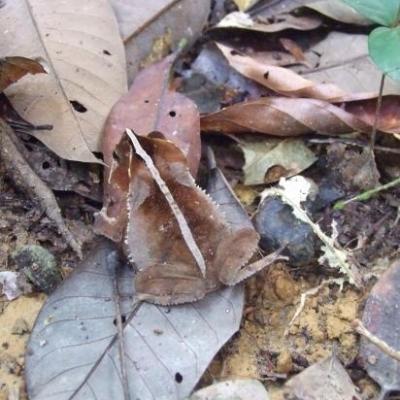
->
0 56 45 93
201 97 370 136
101 54 201 176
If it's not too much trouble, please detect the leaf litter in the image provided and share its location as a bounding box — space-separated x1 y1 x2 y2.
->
0 0 400 399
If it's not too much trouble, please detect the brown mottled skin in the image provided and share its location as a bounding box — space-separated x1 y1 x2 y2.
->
96 134 283 305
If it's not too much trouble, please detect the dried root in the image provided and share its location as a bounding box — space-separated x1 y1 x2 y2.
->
0 120 82 257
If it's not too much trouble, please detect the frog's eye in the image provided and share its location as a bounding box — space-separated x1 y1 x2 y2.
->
112 150 121 162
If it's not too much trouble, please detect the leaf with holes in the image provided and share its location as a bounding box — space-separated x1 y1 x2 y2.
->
217 43 348 101
25 239 244 400
0 0 127 163
359 261 400 399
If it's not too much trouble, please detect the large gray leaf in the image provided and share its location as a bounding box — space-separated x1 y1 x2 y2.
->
26 240 244 400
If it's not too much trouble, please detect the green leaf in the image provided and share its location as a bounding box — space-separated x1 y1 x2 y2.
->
342 0 400 26
369 26 400 80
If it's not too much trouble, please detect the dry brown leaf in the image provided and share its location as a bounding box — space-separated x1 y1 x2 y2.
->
279 38 307 63
96 54 201 242
217 43 347 101
216 11 322 32
110 0 210 83
1 0 127 163
201 97 370 136
0 56 45 93
344 96 400 135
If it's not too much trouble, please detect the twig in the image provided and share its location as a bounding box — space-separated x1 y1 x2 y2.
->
370 73 386 151
308 138 400 155
0 120 82 257
334 176 400 210
352 319 400 363
284 278 343 336
107 252 130 400
68 300 143 400
126 129 207 277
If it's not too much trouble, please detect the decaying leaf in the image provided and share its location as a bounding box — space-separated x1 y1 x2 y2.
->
110 0 211 83
0 56 45 92
201 97 371 136
284 354 360 399
26 239 245 400
97 54 201 242
190 379 269 400
238 138 317 185
216 11 322 32
1 0 127 163
217 43 347 101
359 261 400 399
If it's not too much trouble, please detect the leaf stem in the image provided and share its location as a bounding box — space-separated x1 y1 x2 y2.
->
334 175 400 210
370 73 385 151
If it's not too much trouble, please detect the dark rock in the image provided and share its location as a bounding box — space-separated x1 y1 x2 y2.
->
253 197 318 267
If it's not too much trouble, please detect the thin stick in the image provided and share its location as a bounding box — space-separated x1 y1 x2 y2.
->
352 319 400 362
0 121 82 257
308 138 400 155
284 278 343 336
108 252 130 400
68 300 143 400
370 73 386 151
334 176 400 210
126 129 207 277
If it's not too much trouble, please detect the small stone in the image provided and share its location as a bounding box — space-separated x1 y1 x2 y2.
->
12 245 61 293
11 318 30 335
254 197 318 267
276 350 293 374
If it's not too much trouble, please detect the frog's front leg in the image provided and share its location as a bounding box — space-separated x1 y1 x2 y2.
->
216 228 287 286
134 262 207 305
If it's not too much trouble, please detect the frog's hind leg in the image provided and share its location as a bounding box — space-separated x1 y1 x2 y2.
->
219 246 287 286
134 262 207 305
